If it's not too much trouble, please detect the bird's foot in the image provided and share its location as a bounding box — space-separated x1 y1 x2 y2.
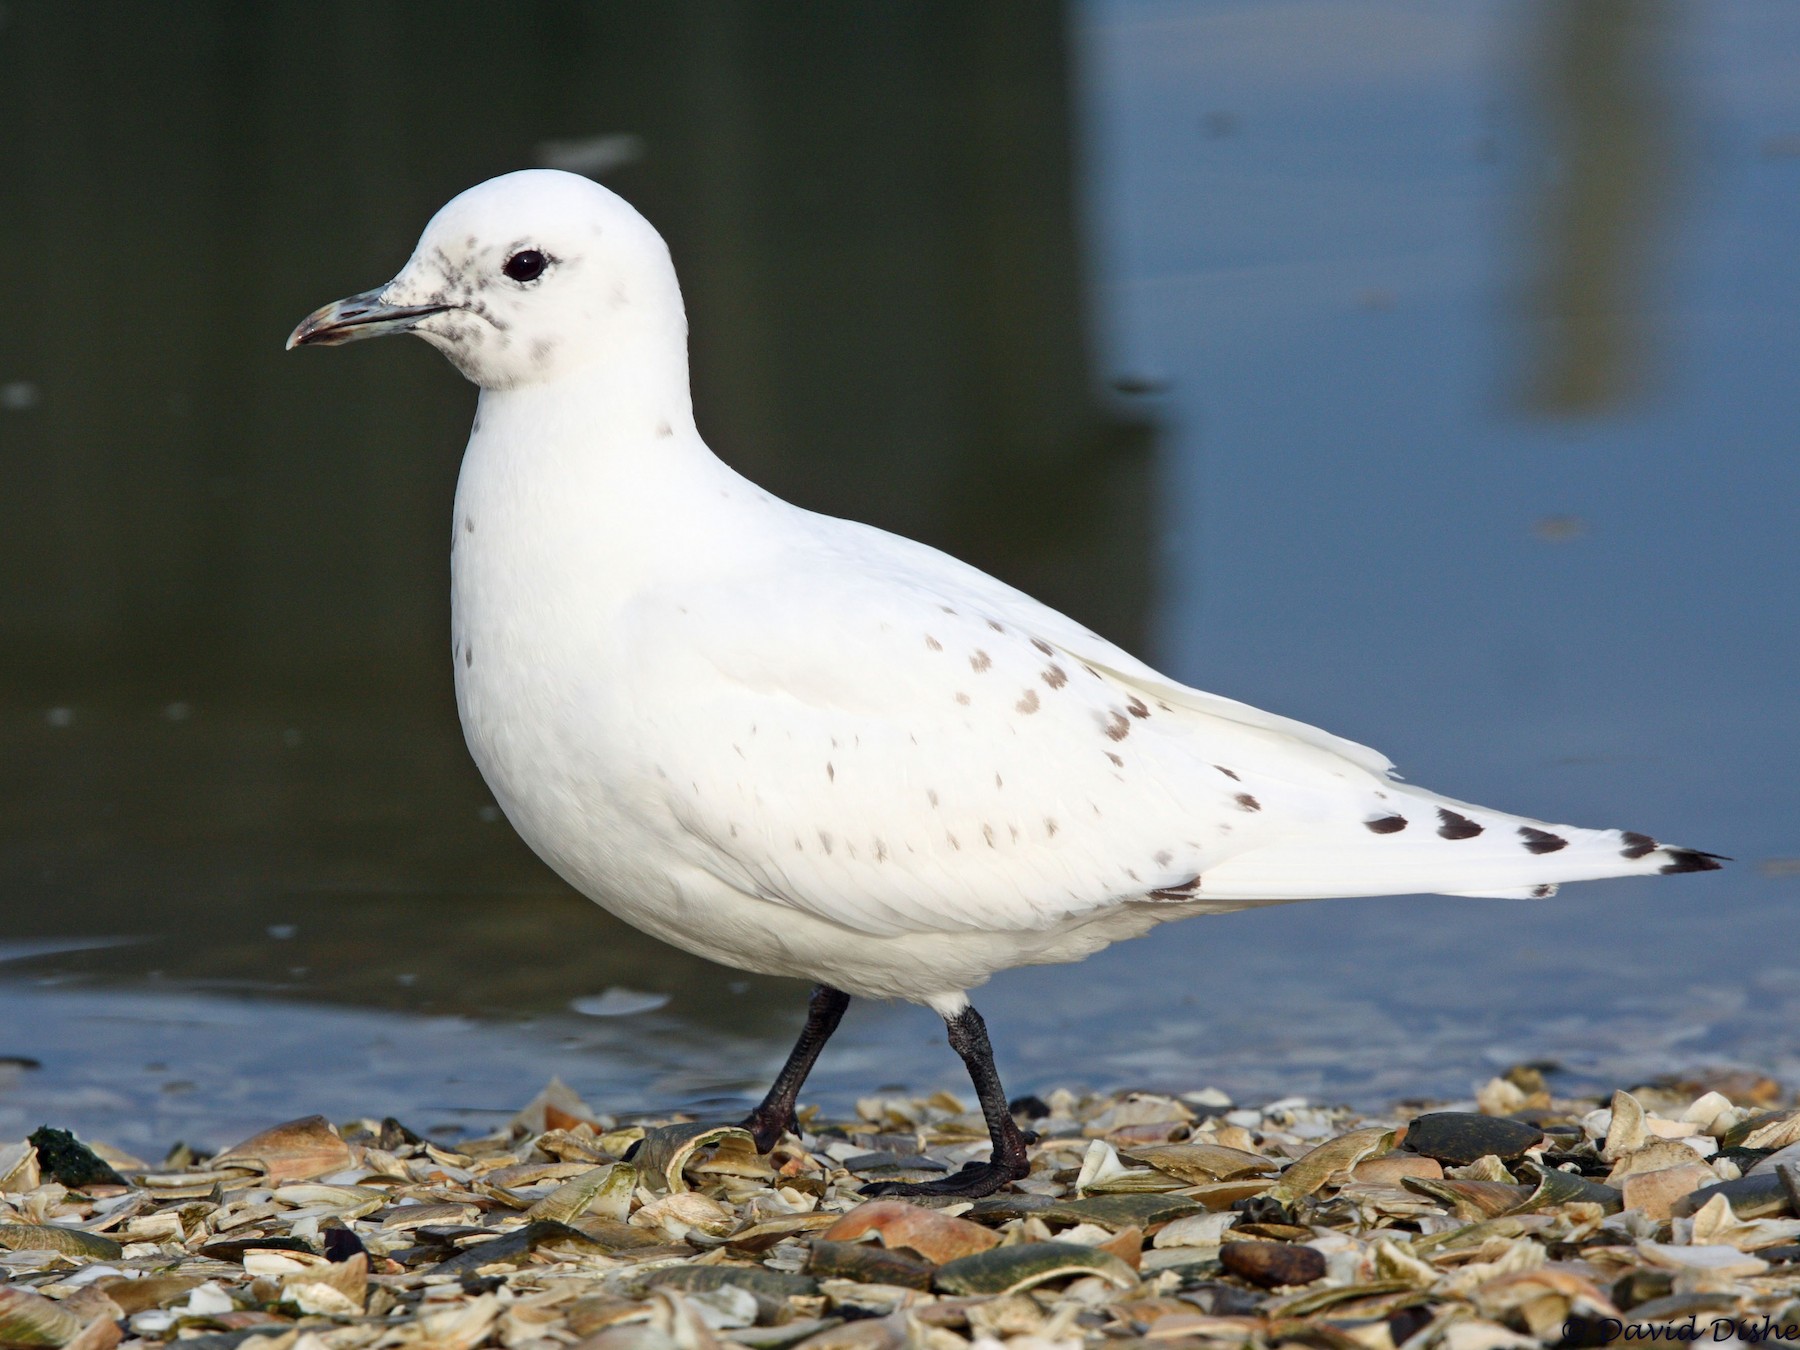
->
859 1157 1029 1200
740 1106 794 1154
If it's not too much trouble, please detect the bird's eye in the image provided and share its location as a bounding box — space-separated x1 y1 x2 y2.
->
503 249 548 283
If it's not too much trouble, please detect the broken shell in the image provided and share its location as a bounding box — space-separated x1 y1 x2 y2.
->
634 1122 758 1193
1352 1155 1442 1186
646 1265 819 1299
1219 1240 1326 1289
1267 1126 1393 1203
211 1115 354 1184
1605 1139 1708 1185
0 1287 82 1349
283 1250 368 1315
1152 1211 1239 1249
1619 1165 1717 1221
1672 1170 1793 1220
806 1239 936 1290
526 1162 637 1224
1403 1113 1543 1166
1602 1090 1649 1162
630 1190 738 1241
0 1143 39 1194
1182 1178 1276 1210
1514 1161 1622 1214
1038 1193 1203 1229
820 1200 998 1263
1122 1142 1278 1184
933 1241 1137 1296
1401 1177 1529 1220
1727 1108 1800 1152
430 1218 611 1274
0 1223 123 1260
89 1276 202 1316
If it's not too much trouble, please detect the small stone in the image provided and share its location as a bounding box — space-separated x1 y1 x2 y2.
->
1403 1112 1545 1165
25 1127 125 1189
1219 1240 1326 1288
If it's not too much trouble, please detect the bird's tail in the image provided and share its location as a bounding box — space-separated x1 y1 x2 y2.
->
1195 780 1725 903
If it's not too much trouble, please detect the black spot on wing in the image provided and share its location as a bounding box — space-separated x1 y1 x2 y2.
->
1437 809 1483 840
1518 826 1567 854
1660 849 1727 874
1149 875 1200 900
1365 814 1407 834
1214 765 1240 781
1531 883 1555 897
1619 831 1657 859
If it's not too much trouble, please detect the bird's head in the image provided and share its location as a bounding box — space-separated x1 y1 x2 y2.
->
287 169 684 391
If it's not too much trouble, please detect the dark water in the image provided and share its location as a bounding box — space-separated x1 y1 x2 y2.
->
1 1 1795 1153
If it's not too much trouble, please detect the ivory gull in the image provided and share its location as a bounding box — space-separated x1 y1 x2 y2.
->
289 170 1722 1198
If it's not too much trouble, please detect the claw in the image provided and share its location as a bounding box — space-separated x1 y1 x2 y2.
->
859 1158 1029 1200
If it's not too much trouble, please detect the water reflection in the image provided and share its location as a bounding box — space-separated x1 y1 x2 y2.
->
1516 0 1675 412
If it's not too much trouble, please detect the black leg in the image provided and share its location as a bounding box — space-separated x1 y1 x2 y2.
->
860 1003 1033 1199
741 985 850 1152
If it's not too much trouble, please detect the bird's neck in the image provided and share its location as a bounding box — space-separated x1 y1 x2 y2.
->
453 347 770 605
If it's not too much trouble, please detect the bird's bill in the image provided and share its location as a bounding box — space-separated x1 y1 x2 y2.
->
285 289 450 350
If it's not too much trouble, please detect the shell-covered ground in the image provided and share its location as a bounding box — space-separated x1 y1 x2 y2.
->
3 1071 1799 1350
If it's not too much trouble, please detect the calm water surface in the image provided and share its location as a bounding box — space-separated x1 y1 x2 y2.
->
2 2 1795 1153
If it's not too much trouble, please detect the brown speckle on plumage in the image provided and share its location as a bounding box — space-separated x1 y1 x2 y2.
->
1437 809 1484 840
1519 826 1567 854
927 789 939 808
1042 664 1068 689
955 691 971 705
1234 793 1261 812
987 619 1005 633
1031 637 1054 656
1106 751 1123 767
924 635 942 652
1620 830 1657 859
1366 814 1407 834
1045 817 1059 837
1215 765 1240 781
1126 696 1150 719
1016 689 1041 714
826 762 835 782
1150 875 1201 900
970 650 992 672
1104 711 1130 741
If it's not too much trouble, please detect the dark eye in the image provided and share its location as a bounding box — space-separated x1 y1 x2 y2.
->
503 249 548 283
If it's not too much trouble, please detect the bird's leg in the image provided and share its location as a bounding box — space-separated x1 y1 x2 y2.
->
741 984 850 1152
861 1003 1033 1199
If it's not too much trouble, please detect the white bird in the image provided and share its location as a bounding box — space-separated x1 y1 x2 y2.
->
289 170 1722 1197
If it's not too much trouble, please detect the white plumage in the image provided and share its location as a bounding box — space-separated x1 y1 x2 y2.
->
290 170 1720 1194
